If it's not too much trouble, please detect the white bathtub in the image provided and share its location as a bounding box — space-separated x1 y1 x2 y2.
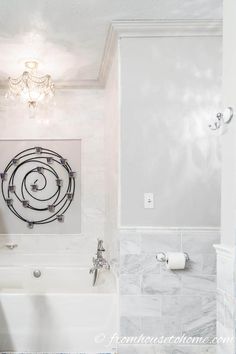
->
0 266 118 353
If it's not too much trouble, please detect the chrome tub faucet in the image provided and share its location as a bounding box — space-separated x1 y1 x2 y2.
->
89 239 110 286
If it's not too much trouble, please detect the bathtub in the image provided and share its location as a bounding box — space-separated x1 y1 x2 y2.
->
0 266 118 353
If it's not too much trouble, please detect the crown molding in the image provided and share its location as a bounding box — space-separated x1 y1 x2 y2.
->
0 19 222 90
55 79 101 90
98 23 119 87
97 19 222 88
0 79 101 91
110 19 222 38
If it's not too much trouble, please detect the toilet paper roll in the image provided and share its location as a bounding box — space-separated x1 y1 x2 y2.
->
166 252 186 270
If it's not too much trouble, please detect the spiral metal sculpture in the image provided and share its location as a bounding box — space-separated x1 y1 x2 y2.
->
0 147 76 228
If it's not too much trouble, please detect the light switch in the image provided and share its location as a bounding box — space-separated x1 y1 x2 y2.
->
144 193 154 208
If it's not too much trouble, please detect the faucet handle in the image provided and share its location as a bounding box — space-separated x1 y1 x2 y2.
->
5 243 18 250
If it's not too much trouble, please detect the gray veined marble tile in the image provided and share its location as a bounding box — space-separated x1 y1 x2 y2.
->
198 348 216 354
162 295 202 323
141 316 163 337
142 273 182 295
182 296 216 338
224 293 234 330
120 295 161 317
119 345 216 354
141 232 181 254
182 318 216 340
120 316 142 336
202 253 216 275
118 345 180 354
157 347 176 354
202 294 216 321
181 274 216 295
118 345 157 354
172 346 216 354
184 254 203 273
120 274 141 295
120 232 141 255
216 290 225 327
141 316 182 337
182 231 220 254
141 254 161 274
120 254 144 274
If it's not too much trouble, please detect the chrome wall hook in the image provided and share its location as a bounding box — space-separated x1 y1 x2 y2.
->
209 107 234 130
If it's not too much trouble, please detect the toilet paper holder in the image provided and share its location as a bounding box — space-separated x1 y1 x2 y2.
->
156 252 190 263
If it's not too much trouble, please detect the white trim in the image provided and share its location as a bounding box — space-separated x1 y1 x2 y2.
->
0 19 222 90
55 80 101 89
117 40 122 230
214 243 235 258
0 80 101 90
119 226 220 231
111 19 222 38
98 24 119 87
0 233 83 237
100 19 222 89
0 138 82 141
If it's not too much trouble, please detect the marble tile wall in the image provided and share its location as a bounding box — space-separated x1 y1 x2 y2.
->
118 345 216 353
215 246 235 354
119 229 220 354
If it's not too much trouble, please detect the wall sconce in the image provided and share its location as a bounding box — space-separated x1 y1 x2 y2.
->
209 107 234 131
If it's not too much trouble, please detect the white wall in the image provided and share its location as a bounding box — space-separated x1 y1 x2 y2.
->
215 2 236 353
104 47 120 264
0 89 105 265
120 36 222 227
221 0 236 246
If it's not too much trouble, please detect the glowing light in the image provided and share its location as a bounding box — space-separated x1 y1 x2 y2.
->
6 60 54 115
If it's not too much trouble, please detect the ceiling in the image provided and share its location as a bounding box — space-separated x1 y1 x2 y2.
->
0 0 222 87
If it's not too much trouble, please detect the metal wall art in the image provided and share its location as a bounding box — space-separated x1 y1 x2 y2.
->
1 147 76 228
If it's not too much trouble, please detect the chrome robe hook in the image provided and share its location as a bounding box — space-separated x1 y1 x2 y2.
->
209 107 234 130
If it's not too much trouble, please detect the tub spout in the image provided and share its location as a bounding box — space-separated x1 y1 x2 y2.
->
89 239 110 286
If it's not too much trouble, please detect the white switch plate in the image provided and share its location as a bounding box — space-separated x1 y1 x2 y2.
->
144 193 154 208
